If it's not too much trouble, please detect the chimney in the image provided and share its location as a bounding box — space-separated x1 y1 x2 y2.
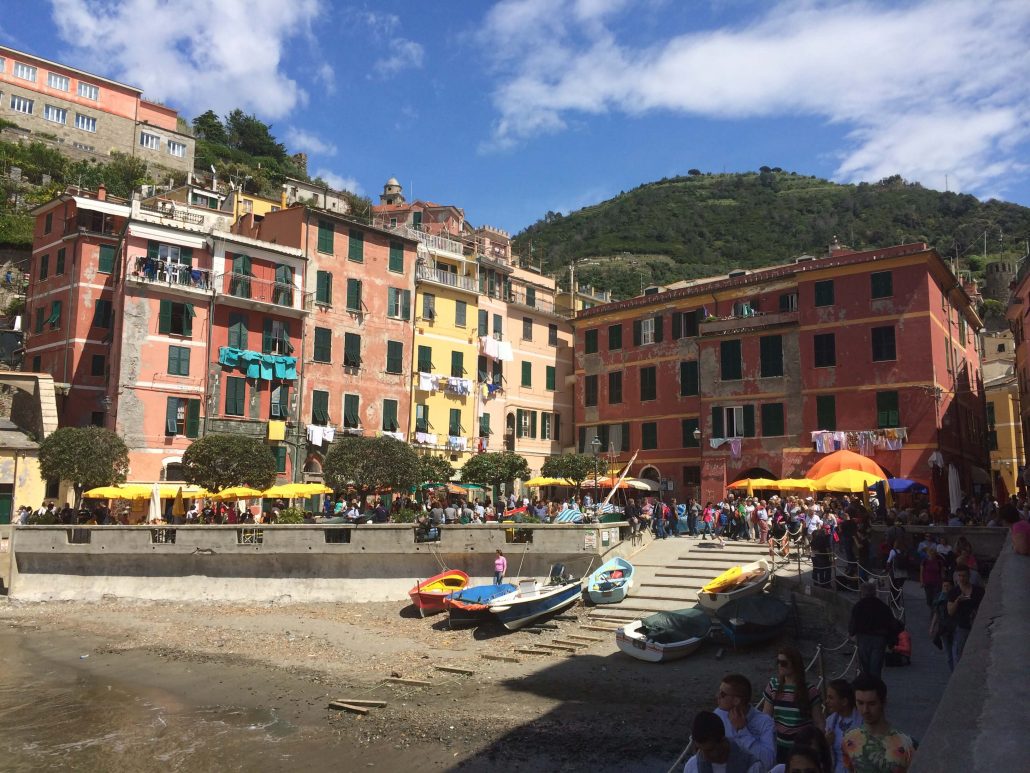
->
97 184 107 201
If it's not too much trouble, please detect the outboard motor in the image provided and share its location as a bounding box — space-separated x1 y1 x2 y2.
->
549 563 567 585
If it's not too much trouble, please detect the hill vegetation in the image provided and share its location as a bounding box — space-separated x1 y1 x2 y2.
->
513 169 1030 299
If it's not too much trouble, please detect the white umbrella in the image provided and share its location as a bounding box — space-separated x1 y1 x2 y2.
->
947 464 962 516
148 481 163 522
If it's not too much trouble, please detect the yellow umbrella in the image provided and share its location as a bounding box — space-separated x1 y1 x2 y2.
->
158 484 209 498
775 478 818 491
813 469 886 493
83 485 130 499
171 487 185 518
727 478 778 496
262 483 322 498
523 476 564 486
211 486 263 500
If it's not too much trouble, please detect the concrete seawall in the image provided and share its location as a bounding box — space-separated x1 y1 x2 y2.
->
8 523 630 603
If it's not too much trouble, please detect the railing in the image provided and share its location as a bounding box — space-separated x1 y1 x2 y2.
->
477 253 514 272
130 257 211 290
401 227 467 258
416 266 478 292
138 201 206 226
509 288 556 313
699 309 799 335
216 272 301 309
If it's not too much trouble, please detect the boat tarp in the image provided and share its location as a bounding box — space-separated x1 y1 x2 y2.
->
448 584 516 605
716 595 790 627
639 607 710 644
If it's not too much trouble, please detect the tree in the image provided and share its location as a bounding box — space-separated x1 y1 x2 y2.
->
192 109 228 145
181 434 277 493
460 451 530 492
224 109 286 159
541 453 596 498
323 435 419 494
417 454 454 486
38 426 129 507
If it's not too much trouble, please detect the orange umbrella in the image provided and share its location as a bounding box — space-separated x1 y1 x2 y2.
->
806 449 887 480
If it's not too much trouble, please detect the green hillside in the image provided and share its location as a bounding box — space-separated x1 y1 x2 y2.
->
512 170 1030 299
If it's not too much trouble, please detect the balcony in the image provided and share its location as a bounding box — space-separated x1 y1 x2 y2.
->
214 272 309 317
700 309 799 336
138 201 206 226
129 257 212 295
416 265 478 294
401 227 468 261
477 253 514 274
508 287 557 315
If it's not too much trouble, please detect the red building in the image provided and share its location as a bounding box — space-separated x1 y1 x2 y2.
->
573 243 989 507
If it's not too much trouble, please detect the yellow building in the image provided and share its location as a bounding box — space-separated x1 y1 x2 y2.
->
982 330 1024 497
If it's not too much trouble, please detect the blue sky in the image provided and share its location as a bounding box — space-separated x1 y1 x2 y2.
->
4 0 1030 236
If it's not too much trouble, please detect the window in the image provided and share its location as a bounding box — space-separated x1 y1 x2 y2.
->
10 95 33 114
493 314 502 337
165 397 200 437
313 327 332 363
455 300 467 327
871 326 896 361
31 355 41 371
348 229 364 262
521 361 532 387
39 254 49 281
584 328 598 354
272 445 287 473
682 418 700 448
585 374 598 406
492 360 503 386
315 271 332 305
168 141 186 158
608 324 622 351
311 390 330 425
641 317 655 345
13 62 36 81
640 366 657 401
478 309 489 336
229 253 252 298
515 409 537 439
417 345 433 373
546 365 556 391
711 405 754 438
641 422 658 450
814 280 834 307
761 403 785 436
813 333 836 367
346 278 363 312
871 271 893 299
478 355 489 382
98 244 115 273
759 334 783 377
270 384 289 418
451 351 465 378
139 132 160 150
75 113 96 132
273 264 294 306
672 310 700 338
261 319 291 354
422 293 436 320
720 339 742 380
541 413 552 440
343 333 361 368
167 345 190 376
48 72 69 90
876 391 900 428
227 313 247 349
958 316 967 345
47 300 62 329
90 354 105 377
78 82 99 100
525 286 536 308
415 404 429 433
816 395 836 431
388 241 404 272
317 220 334 253
34 308 43 334
224 377 247 417
779 292 798 312
386 340 404 374
448 408 462 437
43 104 67 124
548 323 558 346
522 317 533 341
93 299 112 328
73 142 95 151
387 287 411 319
479 412 491 438
44 212 52 234
680 360 699 396
343 394 360 429
382 399 399 432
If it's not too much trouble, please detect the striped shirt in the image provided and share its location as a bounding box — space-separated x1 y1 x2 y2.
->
763 677 822 753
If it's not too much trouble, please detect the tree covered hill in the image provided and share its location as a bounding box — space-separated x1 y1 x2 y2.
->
512 170 1030 299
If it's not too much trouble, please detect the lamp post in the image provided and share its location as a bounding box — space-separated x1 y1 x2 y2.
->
590 436 601 509
693 427 702 501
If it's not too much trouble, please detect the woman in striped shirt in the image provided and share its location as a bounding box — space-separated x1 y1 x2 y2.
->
762 645 824 763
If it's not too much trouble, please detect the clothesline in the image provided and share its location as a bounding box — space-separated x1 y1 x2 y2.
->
479 335 514 362
811 428 907 455
219 347 298 381
416 372 474 396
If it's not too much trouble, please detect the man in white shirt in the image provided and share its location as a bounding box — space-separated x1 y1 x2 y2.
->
712 674 776 770
684 711 762 773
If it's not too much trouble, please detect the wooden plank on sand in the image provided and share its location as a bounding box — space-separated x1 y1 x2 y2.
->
533 643 577 652
481 653 520 663
515 648 554 656
566 634 603 642
329 702 370 714
434 665 475 675
582 624 620 632
330 699 388 707
385 677 431 687
552 639 588 648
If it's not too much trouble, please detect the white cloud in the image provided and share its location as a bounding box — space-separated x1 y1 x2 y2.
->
285 127 337 157
372 38 425 78
479 0 1030 197
48 0 324 119
315 62 336 95
313 168 361 194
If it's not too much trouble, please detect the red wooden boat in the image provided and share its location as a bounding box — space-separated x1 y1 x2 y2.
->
408 569 470 616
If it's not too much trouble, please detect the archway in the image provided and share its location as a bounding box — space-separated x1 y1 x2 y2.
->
639 465 661 482
730 466 777 483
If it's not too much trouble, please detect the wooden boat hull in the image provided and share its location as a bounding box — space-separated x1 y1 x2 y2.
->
408 570 470 617
443 584 516 628
698 559 771 612
489 580 582 630
615 608 711 663
586 557 634 605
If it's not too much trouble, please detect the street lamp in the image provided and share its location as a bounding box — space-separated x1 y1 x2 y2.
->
693 427 701 443
590 436 601 508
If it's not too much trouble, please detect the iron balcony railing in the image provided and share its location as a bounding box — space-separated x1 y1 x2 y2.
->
215 272 301 308
138 201 206 226
416 265 478 292
401 227 467 259
130 257 212 290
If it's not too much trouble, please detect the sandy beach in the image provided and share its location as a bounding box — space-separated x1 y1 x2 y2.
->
0 594 854 772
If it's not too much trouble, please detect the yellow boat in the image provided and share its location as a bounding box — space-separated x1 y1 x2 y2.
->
698 560 771 611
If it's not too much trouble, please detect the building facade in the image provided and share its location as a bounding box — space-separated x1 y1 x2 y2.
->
0 45 195 173
574 242 989 507
981 330 1023 498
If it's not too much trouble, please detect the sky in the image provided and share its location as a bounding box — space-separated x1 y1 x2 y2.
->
3 0 1030 235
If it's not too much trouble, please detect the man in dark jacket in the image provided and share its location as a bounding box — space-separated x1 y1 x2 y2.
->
848 582 897 680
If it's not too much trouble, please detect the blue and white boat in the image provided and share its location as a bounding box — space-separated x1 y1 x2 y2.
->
488 565 582 630
443 583 517 628
586 557 634 604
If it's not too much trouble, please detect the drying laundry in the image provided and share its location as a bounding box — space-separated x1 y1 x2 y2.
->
496 340 514 362
415 432 437 445
381 430 405 441
306 424 325 446
322 426 335 443
418 372 437 392
447 436 467 451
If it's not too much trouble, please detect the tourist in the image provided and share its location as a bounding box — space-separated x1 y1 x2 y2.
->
848 582 896 680
493 549 507 585
769 514 789 561
811 525 833 588
683 710 763 773
884 538 909 605
762 645 824 763
823 679 861 773
688 497 702 536
768 726 835 773
945 565 985 669
929 578 955 657
713 673 776 770
757 500 770 545
1000 505 1030 555
841 675 915 772
918 547 944 608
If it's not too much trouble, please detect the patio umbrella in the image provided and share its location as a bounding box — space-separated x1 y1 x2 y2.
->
171 487 185 519
774 478 818 491
147 482 162 522
83 485 131 499
262 482 332 498
727 478 778 496
813 469 886 493
211 486 263 500
806 449 888 480
874 478 929 494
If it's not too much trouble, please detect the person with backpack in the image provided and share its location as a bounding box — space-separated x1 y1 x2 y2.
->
885 537 911 606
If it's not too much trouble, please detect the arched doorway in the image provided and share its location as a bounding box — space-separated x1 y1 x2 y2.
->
731 466 777 483
505 412 516 452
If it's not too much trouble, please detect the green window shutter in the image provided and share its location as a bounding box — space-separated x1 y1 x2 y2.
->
608 324 622 350
34 308 43 333
344 333 361 367
346 278 362 311
272 445 287 473
554 413 562 442
742 405 756 437
165 397 179 435
449 408 462 436
632 320 642 346
180 247 193 267
348 229 364 262
455 300 467 327
382 399 399 431
712 406 725 438
877 391 900 428
147 241 160 260
158 300 171 334
761 403 784 436
317 220 334 253
417 345 433 373
682 418 699 448
39 254 49 280
642 422 657 449
680 361 699 396
720 339 742 380
343 393 360 428
312 390 330 425
760 335 783 377
671 313 682 339
262 318 274 354
167 345 189 376
653 315 664 343
584 374 597 406
56 246 67 274
584 329 598 354
185 399 201 438
516 409 525 439
814 280 834 307
386 340 403 373
274 264 293 305
96 248 114 276
451 351 464 377
530 411 538 439
480 413 490 437
225 377 245 416
316 270 333 305
93 299 112 328
183 303 194 337
401 290 411 321
389 241 404 272
546 365 555 391
526 286 536 307
313 327 332 362
871 271 893 299
228 313 247 349
521 361 532 387
816 395 836 431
